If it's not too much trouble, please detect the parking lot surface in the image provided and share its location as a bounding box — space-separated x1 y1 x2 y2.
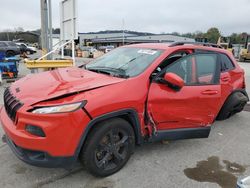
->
0 56 250 188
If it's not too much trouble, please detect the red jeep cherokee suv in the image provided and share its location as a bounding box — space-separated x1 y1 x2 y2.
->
0 42 248 177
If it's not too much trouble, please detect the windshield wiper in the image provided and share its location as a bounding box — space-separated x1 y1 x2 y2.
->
78 63 86 68
116 55 143 70
86 66 129 78
87 67 112 75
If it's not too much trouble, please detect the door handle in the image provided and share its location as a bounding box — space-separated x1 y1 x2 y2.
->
201 90 218 95
221 76 230 82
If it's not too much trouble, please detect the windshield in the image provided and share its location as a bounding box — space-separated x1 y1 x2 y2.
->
85 47 163 78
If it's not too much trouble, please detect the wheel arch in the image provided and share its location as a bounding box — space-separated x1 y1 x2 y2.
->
224 89 249 105
6 50 15 57
74 109 143 159
216 88 249 120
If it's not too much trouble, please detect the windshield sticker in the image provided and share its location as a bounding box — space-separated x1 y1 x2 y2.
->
138 49 157 55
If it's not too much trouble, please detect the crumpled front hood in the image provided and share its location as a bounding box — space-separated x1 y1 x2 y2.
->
10 67 124 105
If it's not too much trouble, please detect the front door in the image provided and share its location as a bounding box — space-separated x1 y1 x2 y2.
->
148 53 222 130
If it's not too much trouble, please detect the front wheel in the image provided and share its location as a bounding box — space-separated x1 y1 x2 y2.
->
80 118 135 177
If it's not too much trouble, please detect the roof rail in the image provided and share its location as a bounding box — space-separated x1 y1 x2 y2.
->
169 42 223 49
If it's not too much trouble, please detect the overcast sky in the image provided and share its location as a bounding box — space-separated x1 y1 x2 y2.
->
0 0 250 35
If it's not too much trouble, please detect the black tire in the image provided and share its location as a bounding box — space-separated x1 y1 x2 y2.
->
80 118 135 177
216 92 248 120
26 50 31 55
6 51 15 57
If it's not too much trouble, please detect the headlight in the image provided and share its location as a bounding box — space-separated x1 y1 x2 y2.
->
32 101 86 114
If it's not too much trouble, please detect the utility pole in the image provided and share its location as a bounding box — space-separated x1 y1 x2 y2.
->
40 0 53 60
122 19 125 46
6 32 10 41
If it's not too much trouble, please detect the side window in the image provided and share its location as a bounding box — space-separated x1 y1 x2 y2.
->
152 51 190 76
196 55 217 77
220 54 235 72
6 42 16 46
165 53 218 85
0 42 6 47
159 51 190 69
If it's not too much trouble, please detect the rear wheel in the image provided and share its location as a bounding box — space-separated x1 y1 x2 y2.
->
80 118 135 177
216 92 248 120
6 51 15 57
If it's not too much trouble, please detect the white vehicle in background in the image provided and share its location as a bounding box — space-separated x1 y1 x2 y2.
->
16 43 37 55
98 46 115 53
105 45 115 53
81 46 98 58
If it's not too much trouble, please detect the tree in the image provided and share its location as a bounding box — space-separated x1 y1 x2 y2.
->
171 32 181 36
14 27 24 32
230 33 242 44
182 32 194 38
194 31 204 38
205 27 221 43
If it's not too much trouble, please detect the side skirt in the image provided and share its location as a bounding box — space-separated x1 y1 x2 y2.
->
151 126 211 143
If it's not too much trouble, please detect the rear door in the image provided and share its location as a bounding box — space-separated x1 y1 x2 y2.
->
148 53 222 130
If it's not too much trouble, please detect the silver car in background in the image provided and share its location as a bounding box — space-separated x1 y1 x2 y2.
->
0 41 20 57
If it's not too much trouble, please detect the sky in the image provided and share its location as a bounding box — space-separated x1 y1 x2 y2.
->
0 0 250 35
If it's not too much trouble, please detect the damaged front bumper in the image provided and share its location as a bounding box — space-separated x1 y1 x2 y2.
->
2 134 75 168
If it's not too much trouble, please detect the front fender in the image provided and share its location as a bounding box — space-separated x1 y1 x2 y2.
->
73 109 144 159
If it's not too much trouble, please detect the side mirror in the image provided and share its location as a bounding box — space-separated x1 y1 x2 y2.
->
164 73 184 91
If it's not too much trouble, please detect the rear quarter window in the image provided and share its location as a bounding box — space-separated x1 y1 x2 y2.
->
220 54 235 72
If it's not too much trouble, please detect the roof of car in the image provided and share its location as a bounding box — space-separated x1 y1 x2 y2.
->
126 43 230 54
0 41 17 46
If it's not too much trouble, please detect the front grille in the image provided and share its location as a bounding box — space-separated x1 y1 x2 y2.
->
3 88 23 122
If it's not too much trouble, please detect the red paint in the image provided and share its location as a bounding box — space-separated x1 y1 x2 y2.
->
148 84 221 130
0 43 246 157
164 73 184 89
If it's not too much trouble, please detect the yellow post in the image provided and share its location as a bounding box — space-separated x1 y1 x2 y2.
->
24 59 73 69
